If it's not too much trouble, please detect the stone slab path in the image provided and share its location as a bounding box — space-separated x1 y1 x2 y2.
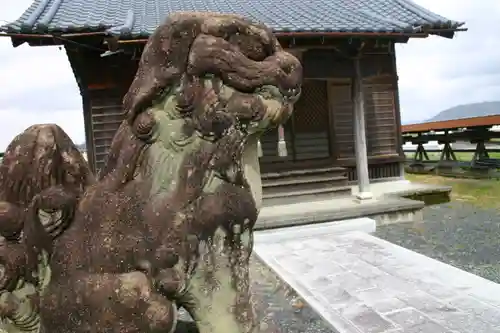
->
254 227 500 333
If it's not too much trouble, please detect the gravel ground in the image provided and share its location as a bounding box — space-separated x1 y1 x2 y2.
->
375 201 500 283
249 256 334 333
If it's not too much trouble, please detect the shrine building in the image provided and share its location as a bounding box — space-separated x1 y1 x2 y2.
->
1 0 465 209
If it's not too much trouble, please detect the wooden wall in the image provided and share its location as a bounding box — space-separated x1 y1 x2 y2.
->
85 88 126 171
300 45 403 180
302 47 401 161
67 46 138 172
329 75 399 159
68 40 404 181
258 79 331 170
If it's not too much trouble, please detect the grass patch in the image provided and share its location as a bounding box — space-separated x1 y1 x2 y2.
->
406 173 500 209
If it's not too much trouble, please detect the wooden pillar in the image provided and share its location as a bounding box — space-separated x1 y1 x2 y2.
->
390 44 406 180
353 57 373 200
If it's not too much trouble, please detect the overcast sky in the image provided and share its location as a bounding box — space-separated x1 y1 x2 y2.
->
0 0 496 150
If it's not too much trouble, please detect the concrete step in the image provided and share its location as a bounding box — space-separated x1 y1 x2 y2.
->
255 217 376 239
261 166 347 180
256 196 424 229
262 174 346 188
263 178 350 197
264 185 352 198
261 166 350 206
262 186 352 207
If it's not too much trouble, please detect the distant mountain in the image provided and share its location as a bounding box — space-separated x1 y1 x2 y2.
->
426 101 500 123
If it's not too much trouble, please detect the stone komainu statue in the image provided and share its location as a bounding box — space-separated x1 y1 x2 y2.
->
0 12 302 333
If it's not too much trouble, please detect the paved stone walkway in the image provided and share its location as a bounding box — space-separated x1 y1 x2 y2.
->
254 228 500 333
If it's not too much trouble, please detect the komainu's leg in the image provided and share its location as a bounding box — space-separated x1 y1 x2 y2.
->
180 226 256 333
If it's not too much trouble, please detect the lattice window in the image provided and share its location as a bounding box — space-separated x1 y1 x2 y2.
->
293 80 329 133
291 80 331 160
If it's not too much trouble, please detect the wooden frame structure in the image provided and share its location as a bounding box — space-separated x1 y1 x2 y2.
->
403 116 500 175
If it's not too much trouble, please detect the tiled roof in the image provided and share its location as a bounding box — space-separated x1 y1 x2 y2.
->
1 0 464 38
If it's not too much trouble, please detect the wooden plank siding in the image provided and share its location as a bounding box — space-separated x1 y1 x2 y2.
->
329 80 355 158
83 76 400 173
329 75 399 160
364 75 399 157
75 43 402 182
68 47 137 173
86 89 124 171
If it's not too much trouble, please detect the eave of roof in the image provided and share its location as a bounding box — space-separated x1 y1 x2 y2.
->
0 0 466 42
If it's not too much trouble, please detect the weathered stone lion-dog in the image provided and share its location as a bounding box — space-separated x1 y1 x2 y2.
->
0 11 302 333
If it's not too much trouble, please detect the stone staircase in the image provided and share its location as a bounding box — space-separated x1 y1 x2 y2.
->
261 166 351 206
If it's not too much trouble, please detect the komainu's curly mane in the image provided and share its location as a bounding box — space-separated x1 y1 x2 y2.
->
123 12 302 141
